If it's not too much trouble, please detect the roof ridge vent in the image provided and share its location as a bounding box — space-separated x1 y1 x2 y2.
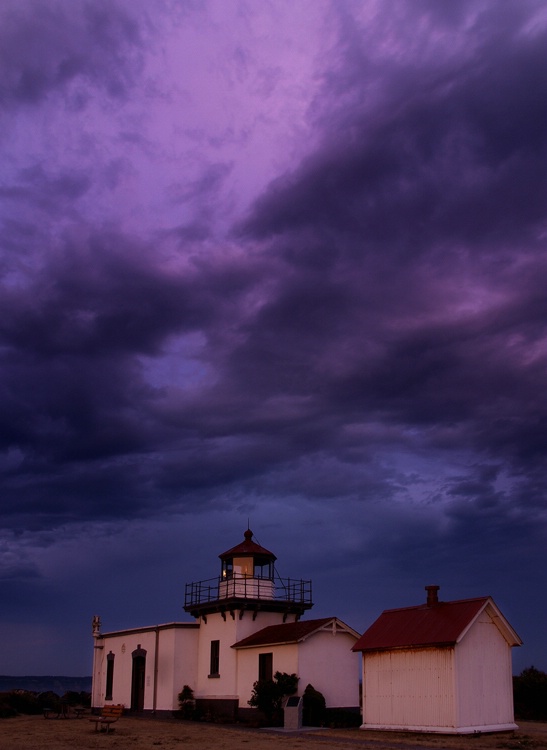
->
425 585 440 606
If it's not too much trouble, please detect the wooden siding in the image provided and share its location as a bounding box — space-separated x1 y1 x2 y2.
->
455 610 516 728
363 647 455 729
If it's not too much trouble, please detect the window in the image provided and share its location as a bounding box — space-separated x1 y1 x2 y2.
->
105 651 115 700
233 556 253 576
209 640 220 677
258 652 273 682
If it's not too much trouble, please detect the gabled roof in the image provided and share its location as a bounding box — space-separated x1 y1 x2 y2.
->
219 529 276 560
233 617 360 649
353 596 522 653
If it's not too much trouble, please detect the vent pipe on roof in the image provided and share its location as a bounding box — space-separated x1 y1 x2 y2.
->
425 585 440 606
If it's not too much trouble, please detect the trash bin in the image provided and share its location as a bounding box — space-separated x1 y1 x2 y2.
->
284 695 302 730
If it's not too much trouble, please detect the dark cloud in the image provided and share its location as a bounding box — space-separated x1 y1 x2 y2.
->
1 0 546 674
0 0 144 107
231 4 547 498
2 0 545 538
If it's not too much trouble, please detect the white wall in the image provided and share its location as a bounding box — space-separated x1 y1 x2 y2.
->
155 627 200 710
362 647 456 730
298 630 360 707
360 612 519 734
235 644 299 706
171 627 199 708
92 624 199 711
455 610 517 730
194 610 294 700
235 630 359 709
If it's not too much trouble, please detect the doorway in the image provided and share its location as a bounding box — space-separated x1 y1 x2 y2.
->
131 646 147 712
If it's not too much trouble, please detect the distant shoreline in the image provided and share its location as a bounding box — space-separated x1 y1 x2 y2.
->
0 676 92 694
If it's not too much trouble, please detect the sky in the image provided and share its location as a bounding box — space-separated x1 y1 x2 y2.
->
1 0 546 677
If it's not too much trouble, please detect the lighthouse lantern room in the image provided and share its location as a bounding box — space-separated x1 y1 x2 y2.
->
220 528 275 580
184 529 313 619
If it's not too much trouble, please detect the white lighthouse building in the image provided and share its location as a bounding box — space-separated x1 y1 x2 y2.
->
91 529 360 718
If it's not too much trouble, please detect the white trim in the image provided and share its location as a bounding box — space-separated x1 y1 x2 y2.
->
456 599 522 647
100 622 199 638
233 617 360 649
360 723 519 734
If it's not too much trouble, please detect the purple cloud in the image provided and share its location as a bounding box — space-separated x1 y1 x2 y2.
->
0 0 545 675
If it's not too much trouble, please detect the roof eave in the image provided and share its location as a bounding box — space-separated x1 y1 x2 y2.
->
456 597 523 647
232 639 297 650
354 641 457 653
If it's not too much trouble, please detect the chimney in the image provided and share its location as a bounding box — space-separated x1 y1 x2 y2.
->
425 585 440 606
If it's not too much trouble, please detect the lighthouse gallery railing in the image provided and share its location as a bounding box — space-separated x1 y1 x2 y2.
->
184 575 312 609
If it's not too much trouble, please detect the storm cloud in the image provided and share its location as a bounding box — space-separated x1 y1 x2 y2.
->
0 0 546 674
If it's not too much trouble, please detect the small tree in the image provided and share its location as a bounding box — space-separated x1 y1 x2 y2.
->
248 671 298 725
177 685 196 719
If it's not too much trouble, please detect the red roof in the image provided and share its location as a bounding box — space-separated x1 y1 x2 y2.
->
353 597 491 652
233 617 344 649
219 529 276 560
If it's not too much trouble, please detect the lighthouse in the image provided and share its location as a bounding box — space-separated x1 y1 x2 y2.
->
183 529 314 716
90 527 359 719
184 528 313 621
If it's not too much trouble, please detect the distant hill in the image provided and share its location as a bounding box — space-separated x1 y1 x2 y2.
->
0 676 92 695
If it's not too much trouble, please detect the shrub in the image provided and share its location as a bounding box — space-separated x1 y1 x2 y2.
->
248 671 299 725
513 666 547 721
0 693 18 719
62 690 91 707
302 684 326 726
37 691 62 713
4 691 41 715
177 685 196 719
324 707 361 727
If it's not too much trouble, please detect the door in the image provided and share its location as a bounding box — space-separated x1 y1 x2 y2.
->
131 650 146 712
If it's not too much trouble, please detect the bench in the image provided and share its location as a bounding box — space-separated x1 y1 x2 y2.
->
90 704 124 733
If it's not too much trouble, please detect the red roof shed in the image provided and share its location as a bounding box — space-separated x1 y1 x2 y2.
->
353 586 522 734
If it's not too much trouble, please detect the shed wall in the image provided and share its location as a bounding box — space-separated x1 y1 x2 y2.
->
455 611 517 730
362 647 456 730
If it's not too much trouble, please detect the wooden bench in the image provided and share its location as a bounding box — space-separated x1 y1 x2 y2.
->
90 704 124 733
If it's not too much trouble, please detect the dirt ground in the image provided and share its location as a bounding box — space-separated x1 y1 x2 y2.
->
1 715 546 750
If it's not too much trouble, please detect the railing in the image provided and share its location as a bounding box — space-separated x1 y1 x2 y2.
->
184 575 312 610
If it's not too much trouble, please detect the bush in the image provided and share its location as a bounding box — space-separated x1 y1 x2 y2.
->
37 691 62 713
177 685 196 719
513 666 547 721
302 684 326 726
4 691 41 715
0 693 18 719
0 690 57 718
324 707 361 727
62 690 91 707
0 689 90 719
248 671 299 725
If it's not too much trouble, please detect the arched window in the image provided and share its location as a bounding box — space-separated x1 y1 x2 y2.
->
105 651 115 700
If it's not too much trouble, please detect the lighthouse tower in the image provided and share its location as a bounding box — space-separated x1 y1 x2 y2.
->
185 528 312 620
184 529 312 715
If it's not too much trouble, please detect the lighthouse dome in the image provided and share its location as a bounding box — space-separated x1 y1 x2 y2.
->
219 529 276 581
